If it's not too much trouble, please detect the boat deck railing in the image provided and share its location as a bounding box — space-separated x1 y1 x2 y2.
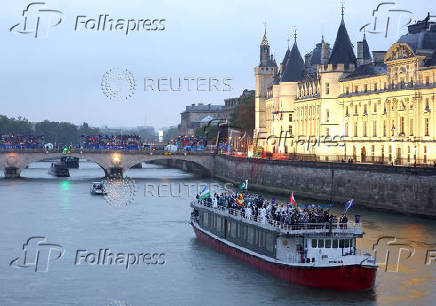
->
191 200 363 236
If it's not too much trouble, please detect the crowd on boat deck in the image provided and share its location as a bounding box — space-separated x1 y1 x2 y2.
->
195 192 346 225
0 134 44 149
80 135 141 150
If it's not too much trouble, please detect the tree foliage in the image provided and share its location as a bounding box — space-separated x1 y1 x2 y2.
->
230 91 255 134
0 114 101 145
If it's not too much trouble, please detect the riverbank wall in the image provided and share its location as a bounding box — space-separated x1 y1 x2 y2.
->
150 155 436 217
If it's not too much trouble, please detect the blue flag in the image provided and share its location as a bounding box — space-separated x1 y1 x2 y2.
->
345 199 354 213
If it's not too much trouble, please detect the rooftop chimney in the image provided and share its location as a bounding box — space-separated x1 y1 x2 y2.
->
304 53 311 68
372 51 387 64
321 42 330 65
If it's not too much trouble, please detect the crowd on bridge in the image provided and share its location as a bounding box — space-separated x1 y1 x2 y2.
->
195 192 345 227
0 134 44 150
80 135 141 150
172 136 206 152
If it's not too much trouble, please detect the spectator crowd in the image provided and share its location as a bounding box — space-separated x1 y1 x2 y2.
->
80 135 141 150
0 134 44 150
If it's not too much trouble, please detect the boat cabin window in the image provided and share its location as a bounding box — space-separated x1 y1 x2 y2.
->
312 239 317 248
333 239 338 248
318 239 324 248
325 239 331 248
344 239 350 248
339 239 344 248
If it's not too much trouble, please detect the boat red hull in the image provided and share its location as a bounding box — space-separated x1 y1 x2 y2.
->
193 226 376 291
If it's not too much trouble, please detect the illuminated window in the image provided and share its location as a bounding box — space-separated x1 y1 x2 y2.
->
426 76 430 85
409 118 413 136
373 103 377 113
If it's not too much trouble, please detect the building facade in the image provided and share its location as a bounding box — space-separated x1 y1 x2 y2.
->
179 103 223 136
254 13 436 165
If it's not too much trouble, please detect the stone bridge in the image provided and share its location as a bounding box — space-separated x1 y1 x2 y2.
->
0 151 215 178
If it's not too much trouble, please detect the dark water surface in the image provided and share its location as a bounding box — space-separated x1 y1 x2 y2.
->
0 162 434 305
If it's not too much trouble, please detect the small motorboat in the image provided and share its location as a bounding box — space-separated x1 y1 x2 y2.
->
48 162 70 177
90 181 107 195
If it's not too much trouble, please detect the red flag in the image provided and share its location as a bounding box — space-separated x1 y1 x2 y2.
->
288 192 297 209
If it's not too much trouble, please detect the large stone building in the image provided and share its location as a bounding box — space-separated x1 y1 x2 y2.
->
254 12 436 165
179 103 223 135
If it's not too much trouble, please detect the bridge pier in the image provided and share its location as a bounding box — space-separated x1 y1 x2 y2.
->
105 167 124 178
4 167 21 179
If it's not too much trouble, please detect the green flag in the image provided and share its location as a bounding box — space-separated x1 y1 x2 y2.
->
238 179 248 190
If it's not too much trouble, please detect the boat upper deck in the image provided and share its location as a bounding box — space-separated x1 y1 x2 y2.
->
191 200 363 237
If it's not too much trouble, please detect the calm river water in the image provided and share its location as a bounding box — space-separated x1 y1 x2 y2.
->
0 161 434 306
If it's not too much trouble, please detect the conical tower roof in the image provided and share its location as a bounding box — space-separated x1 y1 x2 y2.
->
328 17 357 66
362 33 372 61
280 42 304 82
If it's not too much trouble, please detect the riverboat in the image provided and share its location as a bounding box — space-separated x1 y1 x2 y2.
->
60 156 79 168
48 162 70 177
90 182 107 195
190 200 377 290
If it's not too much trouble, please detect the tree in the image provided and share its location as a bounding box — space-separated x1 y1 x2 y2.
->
230 91 255 134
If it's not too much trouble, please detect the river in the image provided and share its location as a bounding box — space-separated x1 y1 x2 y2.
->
0 161 434 305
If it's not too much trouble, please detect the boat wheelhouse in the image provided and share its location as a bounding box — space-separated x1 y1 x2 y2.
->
190 200 377 290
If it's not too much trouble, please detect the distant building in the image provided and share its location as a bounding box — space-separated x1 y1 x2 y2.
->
179 103 224 135
222 89 255 121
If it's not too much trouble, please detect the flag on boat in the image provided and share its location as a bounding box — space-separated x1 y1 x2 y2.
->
199 185 210 200
288 192 297 209
236 193 245 207
344 199 354 213
238 179 248 190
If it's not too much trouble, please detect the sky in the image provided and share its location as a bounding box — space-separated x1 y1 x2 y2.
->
0 0 432 130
